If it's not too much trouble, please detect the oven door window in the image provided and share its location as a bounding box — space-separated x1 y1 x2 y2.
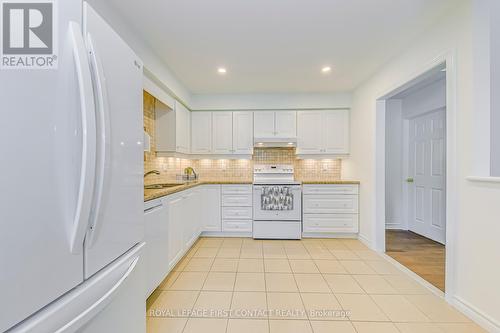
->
260 186 294 211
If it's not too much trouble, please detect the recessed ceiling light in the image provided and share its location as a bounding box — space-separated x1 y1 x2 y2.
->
217 67 227 74
321 66 331 73
288 142 294 145
257 142 264 145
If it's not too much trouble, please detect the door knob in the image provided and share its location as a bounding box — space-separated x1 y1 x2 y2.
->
406 178 414 183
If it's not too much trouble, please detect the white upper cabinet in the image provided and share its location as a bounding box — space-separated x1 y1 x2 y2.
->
297 109 350 155
323 110 349 154
191 112 212 154
275 111 297 138
254 111 275 138
175 102 191 154
296 111 323 154
254 111 297 140
232 111 253 154
156 100 190 155
212 112 234 154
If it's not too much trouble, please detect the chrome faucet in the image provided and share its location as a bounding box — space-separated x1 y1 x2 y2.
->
144 170 160 178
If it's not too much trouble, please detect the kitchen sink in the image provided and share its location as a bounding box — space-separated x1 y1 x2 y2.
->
144 183 184 190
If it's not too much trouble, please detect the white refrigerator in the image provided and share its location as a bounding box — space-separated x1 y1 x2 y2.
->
0 1 145 332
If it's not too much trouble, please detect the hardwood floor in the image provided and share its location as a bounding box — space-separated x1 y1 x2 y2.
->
386 230 445 291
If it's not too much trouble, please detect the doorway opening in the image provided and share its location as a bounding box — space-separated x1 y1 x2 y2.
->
383 64 447 291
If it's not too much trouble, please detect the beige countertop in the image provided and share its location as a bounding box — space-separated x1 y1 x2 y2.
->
144 180 252 201
144 179 360 201
301 180 361 184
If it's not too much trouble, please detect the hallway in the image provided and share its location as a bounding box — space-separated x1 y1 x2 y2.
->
386 230 445 291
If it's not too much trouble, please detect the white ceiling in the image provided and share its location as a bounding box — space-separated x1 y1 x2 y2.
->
107 0 459 94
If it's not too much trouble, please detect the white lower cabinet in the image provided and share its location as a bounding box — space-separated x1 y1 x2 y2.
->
165 193 185 270
302 184 359 235
221 184 253 235
144 199 169 297
201 185 222 232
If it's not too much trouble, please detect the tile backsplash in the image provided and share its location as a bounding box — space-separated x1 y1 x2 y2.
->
143 91 342 184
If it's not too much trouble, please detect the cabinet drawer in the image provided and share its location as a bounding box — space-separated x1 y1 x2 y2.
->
222 194 253 207
303 184 358 195
222 206 253 219
222 219 252 232
303 195 358 214
222 185 252 195
303 214 359 233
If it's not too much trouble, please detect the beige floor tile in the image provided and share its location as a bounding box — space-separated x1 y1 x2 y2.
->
365 260 402 275
307 248 335 259
184 258 214 272
183 318 227 333
321 240 349 250
323 274 365 294
198 238 224 248
352 275 399 294
211 258 239 272
148 291 199 317
437 323 487 332
264 259 292 273
395 322 445 333
310 321 356 333
341 239 368 250
221 238 243 248
240 247 263 259
230 292 268 318
405 295 471 323
234 272 266 291
192 291 232 317
353 250 383 261
300 293 344 321
263 247 287 259
193 247 219 258
146 317 187 333
371 295 429 322
202 272 236 291
170 272 208 291
336 294 389 322
294 274 330 293
265 273 298 292
314 260 347 274
226 319 269 333
329 250 360 260
262 240 284 248
339 260 377 274
269 320 312 333
289 260 320 273
285 248 311 259
172 257 190 272
267 292 307 319
237 259 264 272
352 321 399 333
216 247 241 258
158 271 180 290
383 275 430 294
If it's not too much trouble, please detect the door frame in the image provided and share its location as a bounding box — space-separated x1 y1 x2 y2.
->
374 52 457 300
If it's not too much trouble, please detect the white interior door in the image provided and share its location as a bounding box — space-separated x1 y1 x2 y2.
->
408 109 446 244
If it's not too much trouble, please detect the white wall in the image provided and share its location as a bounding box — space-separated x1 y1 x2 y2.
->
402 78 446 119
85 0 192 106
385 100 404 229
344 1 500 330
189 92 351 110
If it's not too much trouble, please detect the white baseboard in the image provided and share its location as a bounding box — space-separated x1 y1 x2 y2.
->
385 224 407 230
357 233 373 248
451 296 500 333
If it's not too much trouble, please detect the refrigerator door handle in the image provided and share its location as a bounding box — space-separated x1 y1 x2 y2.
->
68 22 97 254
85 33 111 248
55 256 140 333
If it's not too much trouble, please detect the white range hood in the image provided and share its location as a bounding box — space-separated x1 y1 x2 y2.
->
254 137 297 148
